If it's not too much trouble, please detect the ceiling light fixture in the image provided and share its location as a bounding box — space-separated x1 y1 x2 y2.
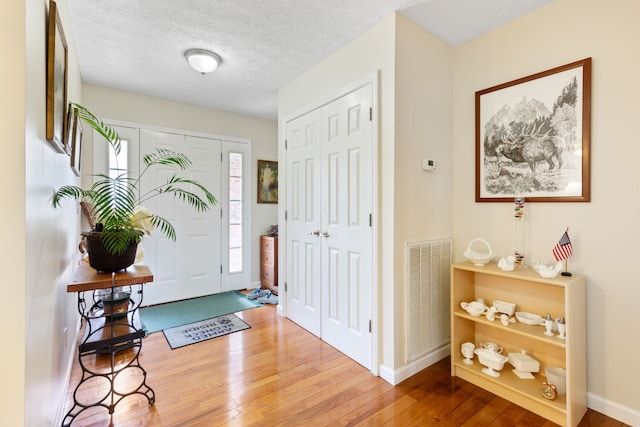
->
184 49 222 75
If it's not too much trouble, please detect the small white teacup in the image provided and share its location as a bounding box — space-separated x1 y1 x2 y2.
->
461 342 475 364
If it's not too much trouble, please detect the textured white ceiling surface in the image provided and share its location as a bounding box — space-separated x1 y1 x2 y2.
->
66 0 554 120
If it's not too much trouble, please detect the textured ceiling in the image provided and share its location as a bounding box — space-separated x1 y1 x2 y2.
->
66 0 554 120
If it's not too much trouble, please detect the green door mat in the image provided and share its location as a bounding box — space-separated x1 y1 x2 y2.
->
139 290 262 334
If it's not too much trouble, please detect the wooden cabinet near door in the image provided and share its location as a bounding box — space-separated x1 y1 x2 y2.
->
260 235 278 295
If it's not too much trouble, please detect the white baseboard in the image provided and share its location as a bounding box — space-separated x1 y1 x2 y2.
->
378 345 450 386
55 315 82 426
588 392 640 426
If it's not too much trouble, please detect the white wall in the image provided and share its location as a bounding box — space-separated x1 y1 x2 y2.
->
452 0 640 423
82 85 278 286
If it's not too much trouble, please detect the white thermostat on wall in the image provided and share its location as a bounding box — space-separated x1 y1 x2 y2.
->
421 158 438 171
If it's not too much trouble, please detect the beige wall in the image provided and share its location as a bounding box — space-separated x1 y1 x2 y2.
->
452 0 640 422
5 0 85 425
394 15 453 368
10 0 639 424
280 0 640 423
82 85 278 286
278 14 454 380
8 0 277 424
1 0 27 425
279 14 400 373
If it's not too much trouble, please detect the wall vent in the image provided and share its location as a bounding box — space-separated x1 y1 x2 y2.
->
405 238 452 363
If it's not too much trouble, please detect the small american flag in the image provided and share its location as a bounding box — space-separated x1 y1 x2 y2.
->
552 231 573 261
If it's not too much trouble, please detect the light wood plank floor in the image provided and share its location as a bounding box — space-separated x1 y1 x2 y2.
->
63 301 626 426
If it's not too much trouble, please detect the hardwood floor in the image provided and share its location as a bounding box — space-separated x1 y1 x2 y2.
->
63 301 626 426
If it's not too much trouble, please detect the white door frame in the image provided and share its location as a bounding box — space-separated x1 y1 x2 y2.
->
279 72 380 375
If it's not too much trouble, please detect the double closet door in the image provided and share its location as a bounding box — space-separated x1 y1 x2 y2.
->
285 82 374 369
95 125 250 306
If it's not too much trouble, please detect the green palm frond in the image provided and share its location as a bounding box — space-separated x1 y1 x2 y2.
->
52 103 218 256
70 103 122 157
138 176 217 211
52 185 91 208
149 215 176 242
142 148 192 170
100 229 143 255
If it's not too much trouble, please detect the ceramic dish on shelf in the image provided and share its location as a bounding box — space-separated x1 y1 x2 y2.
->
460 301 487 316
474 348 509 377
493 299 516 316
508 350 540 379
515 311 544 325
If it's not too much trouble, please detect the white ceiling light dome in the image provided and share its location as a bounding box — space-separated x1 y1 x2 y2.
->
184 49 222 74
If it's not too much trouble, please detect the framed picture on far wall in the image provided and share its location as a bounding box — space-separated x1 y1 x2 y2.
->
476 58 591 202
46 0 68 153
257 160 278 203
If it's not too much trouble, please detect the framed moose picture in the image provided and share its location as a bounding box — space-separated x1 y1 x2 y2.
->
476 58 591 202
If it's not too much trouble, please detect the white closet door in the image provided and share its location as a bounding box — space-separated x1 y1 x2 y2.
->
320 83 373 369
285 82 374 369
139 130 221 305
286 110 323 336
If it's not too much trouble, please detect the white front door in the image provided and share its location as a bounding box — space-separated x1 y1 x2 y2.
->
139 130 222 305
286 82 374 369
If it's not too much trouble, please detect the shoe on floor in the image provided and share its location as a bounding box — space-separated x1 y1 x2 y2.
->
247 287 271 300
257 292 278 305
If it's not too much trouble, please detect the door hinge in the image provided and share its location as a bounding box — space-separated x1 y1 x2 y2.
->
369 320 372 333
369 213 372 227
220 265 223 274
285 210 288 221
220 152 223 162
285 139 288 150
220 209 223 218
285 282 287 292
369 107 372 121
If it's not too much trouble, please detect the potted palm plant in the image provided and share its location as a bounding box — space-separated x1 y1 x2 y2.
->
52 102 217 272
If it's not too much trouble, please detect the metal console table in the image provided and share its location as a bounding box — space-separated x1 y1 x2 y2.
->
63 263 155 426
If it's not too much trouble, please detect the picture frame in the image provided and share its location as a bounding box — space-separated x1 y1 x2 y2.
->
257 160 278 203
476 58 591 202
46 0 68 153
63 103 74 156
70 114 82 177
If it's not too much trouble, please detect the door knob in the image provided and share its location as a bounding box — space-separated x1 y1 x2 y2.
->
308 230 320 236
320 231 330 238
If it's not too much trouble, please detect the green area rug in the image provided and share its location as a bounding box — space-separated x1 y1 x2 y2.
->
139 290 261 334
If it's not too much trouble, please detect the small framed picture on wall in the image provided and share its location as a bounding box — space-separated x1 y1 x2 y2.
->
257 160 278 204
